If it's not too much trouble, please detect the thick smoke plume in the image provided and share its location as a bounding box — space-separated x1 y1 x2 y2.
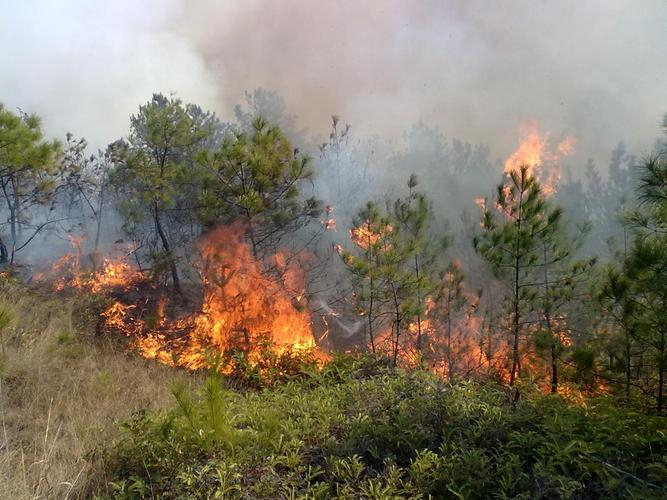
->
1 0 666 164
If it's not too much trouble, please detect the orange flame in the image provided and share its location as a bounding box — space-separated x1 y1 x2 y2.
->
504 122 575 196
349 221 393 250
89 258 144 293
190 223 318 363
43 224 324 371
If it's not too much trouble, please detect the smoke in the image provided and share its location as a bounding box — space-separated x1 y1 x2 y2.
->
0 0 220 148
1 0 666 165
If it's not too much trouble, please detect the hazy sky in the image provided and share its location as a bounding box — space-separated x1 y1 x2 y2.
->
1 0 665 165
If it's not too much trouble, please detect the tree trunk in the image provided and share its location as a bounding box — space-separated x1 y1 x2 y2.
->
658 328 665 415
9 175 19 265
247 220 258 260
550 342 558 394
0 237 7 264
543 244 557 394
366 226 376 353
93 187 105 255
154 201 182 295
625 331 632 403
509 180 524 387
9 203 16 265
446 292 454 383
391 285 401 367
510 255 521 387
1 180 14 264
367 272 375 353
414 254 423 353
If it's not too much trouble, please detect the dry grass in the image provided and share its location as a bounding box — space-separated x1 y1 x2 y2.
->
0 282 199 498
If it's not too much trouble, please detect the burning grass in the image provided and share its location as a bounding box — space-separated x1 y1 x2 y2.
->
15 125 596 398
28 215 589 397
35 223 326 377
0 279 663 498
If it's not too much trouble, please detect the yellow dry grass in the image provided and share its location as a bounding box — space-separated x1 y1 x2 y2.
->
0 282 198 499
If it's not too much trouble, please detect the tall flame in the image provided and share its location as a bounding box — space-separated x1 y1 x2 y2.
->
42 223 322 370
503 121 575 195
190 223 317 362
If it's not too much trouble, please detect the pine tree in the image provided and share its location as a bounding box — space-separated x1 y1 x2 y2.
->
595 119 667 412
474 166 562 386
0 104 61 263
110 94 216 293
535 222 595 393
198 117 321 261
622 138 667 413
598 264 641 402
430 260 468 381
340 176 447 365
390 174 448 359
339 201 394 352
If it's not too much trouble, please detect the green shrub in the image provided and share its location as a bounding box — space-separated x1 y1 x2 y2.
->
214 338 322 390
104 355 667 499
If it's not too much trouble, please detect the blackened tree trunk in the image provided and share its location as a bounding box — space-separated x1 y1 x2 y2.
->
154 200 181 295
0 237 7 264
658 327 665 415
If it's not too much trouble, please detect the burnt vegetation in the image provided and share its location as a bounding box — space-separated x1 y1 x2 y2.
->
0 95 666 498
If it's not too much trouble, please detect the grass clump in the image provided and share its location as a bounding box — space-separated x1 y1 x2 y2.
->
0 281 197 499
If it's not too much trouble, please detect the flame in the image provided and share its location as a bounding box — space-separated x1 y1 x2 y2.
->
190 223 318 363
97 223 322 370
101 302 143 336
48 254 143 293
89 258 144 293
349 224 379 249
503 122 575 196
473 197 486 211
349 221 392 250
40 235 144 294
504 125 545 176
321 205 337 230
41 224 324 372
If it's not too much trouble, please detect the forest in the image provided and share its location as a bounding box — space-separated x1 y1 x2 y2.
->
0 88 665 498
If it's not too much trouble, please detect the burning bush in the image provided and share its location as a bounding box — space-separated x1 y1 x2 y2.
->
39 222 325 373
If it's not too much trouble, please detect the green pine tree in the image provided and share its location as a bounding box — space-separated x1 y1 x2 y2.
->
198 117 321 261
110 94 215 293
340 176 447 365
474 166 562 386
0 103 61 263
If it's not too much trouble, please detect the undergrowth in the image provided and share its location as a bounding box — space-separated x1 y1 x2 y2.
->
106 355 667 499
1 278 665 499
0 281 197 499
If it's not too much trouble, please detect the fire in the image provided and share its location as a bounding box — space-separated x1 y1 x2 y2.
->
101 302 142 336
322 205 337 230
40 235 144 295
190 223 318 362
349 221 393 250
503 122 575 195
89 259 144 293
51 253 83 291
350 224 380 248
49 255 143 293
40 223 324 372
473 197 486 211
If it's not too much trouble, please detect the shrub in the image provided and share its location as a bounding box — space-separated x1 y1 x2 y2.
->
104 356 667 498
